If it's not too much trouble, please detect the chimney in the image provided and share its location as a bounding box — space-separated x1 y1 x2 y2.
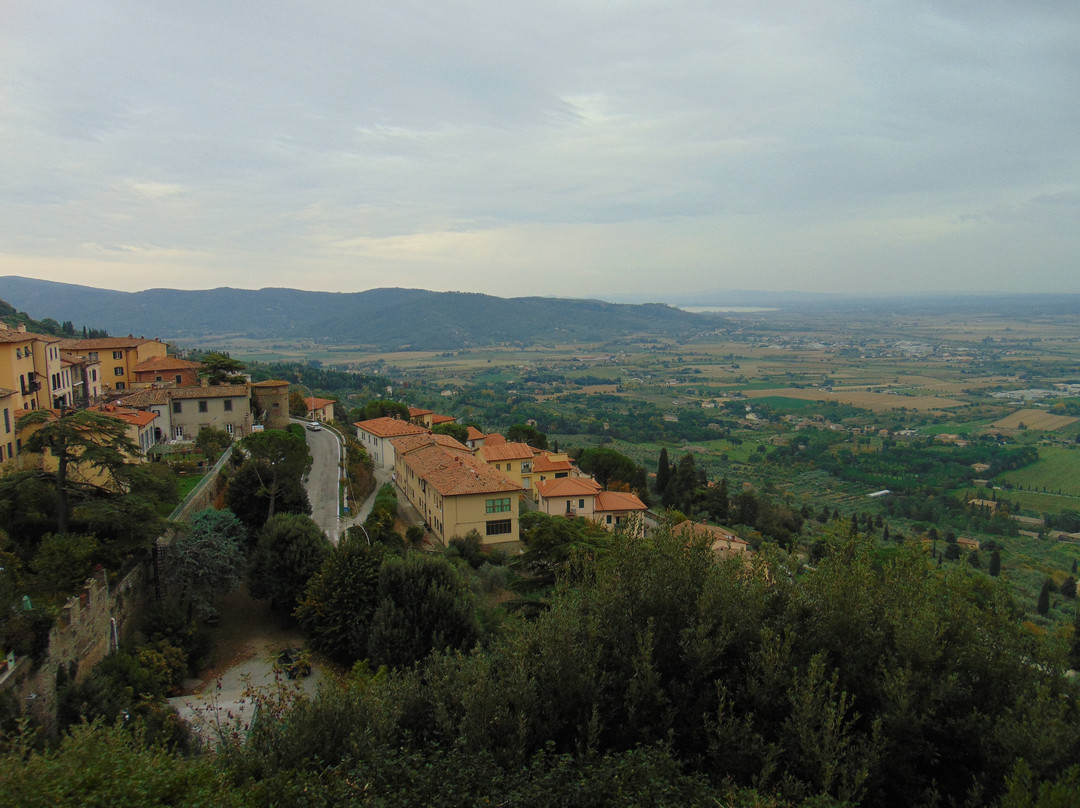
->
17 324 27 333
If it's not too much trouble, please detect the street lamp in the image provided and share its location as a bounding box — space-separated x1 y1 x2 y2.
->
295 376 314 422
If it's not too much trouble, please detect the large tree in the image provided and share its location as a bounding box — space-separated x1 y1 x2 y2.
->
198 352 246 385
234 429 312 522
248 513 330 612
506 423 548 450
166 508 245 619
17 409 140 534
576 447 645 490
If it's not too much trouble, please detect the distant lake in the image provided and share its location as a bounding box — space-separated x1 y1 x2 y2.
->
678 305 779 313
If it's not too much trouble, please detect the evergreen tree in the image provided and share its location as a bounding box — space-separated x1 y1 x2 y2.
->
1037 579 1051 616
249 513 331 612
1061 576 1077 600
988 549 1001 577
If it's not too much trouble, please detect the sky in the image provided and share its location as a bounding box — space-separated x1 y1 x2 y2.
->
2 1 1078 301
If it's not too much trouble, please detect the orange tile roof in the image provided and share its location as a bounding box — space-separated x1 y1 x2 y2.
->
0 329 53 344
354 416 429 439
594 491 647 513
673 520 748 546
484 433 506 446
535 477 602 499
430 413 457 425
93 405 158 428
303 396 336 410
408 406 434 417
466 426 486 441
478 442 534 462
118 384 250 408
532 455 574 473
133 356 198 372
251 379 289 387
400 443 520 497
391 433 471 455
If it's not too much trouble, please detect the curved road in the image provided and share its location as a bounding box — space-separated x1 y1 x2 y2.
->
301 423 345 545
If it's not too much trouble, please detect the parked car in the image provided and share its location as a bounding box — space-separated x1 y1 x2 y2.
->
306 420 322 431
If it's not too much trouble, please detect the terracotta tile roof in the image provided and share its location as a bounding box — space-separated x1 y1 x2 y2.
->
484 433 506 446
60 352 88 365
118 384 250 408
0 387 17 398
251 379 289 387
594 491 647 513
0 329 51 344
57 336 159 350
673 520 748 547
535 477 602 499
400 443 520 497
303 396 336 410
116 389 170 407
92 405 158 428
354 416 429 439
532 454 574 473
133 356 198 372
408 406 433 417
466 426 486 441
391 433 471 455
430 413 457 425
478 442 534 462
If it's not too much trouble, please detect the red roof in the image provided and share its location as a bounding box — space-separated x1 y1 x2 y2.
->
398 443 520 497
535 477 602 499
478 442 534 462
594 490 647 513
354 416 429 439
133 356 198 372
304 396 336 410
533 454 574 473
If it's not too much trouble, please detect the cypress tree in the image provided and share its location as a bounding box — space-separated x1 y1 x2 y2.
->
1037 579 1051 616
655 448 670 496
988 549 1001 577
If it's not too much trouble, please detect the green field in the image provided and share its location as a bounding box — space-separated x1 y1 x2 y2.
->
999 445 1080 497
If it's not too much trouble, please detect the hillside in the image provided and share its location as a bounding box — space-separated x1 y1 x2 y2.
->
0 276 723 349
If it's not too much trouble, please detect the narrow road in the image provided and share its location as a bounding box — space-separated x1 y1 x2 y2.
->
301 422 344 544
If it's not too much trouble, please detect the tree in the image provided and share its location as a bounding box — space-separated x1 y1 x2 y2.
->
18 409 141 534
294 536 386 664
1061 576 1076 600
506 423 548 450
944 543 961 561
32 533 97 595
366 552 480 669
433 422 469 443
578 447 645 491
289 390 308 417
165 508 245 619
359 400 409 421
704 477 729 524
194 426 232 464
235 430 312 521
655 448 670 496
198 352 246 385
1037 579 1051 616
988 549 1001 577
249 513 331 612
225 460 310 538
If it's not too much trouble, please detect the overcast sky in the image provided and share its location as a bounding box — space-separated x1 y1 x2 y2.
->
2 1 1078 301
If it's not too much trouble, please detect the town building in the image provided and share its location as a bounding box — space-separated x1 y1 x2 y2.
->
57 337 169 392
354 416 428 469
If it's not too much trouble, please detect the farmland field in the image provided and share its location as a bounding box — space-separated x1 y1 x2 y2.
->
740 387 967 412
991 409 1078 431
998 445 1080 498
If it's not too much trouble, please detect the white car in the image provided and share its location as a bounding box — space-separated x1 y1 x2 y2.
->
306 420 322 431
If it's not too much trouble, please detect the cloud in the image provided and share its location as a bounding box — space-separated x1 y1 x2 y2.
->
0 0 1077 298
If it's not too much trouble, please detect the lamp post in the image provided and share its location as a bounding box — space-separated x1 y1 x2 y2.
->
295 376 314 422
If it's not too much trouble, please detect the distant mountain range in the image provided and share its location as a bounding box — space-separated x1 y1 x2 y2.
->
0 276 726 350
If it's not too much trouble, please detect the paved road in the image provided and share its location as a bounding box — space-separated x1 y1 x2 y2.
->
301 423 344 544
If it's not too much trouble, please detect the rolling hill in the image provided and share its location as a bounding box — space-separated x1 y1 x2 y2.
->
0 276 724 350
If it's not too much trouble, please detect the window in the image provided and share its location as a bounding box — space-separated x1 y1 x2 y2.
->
225 423 234 435
173 401 182 414
173 426 184 439
155 375 163 382
90 369 97 382
175 374 182 384
486 519 512 536
3 408 8 434
606 515 612 524
113 350 123 360
6 443 11 459
521 461 532 473
578 499 585 509
114 366 125 376
224 399 233 411
198 400 208 413
115 382 125 390
14 348 21 359
485 497 511 514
